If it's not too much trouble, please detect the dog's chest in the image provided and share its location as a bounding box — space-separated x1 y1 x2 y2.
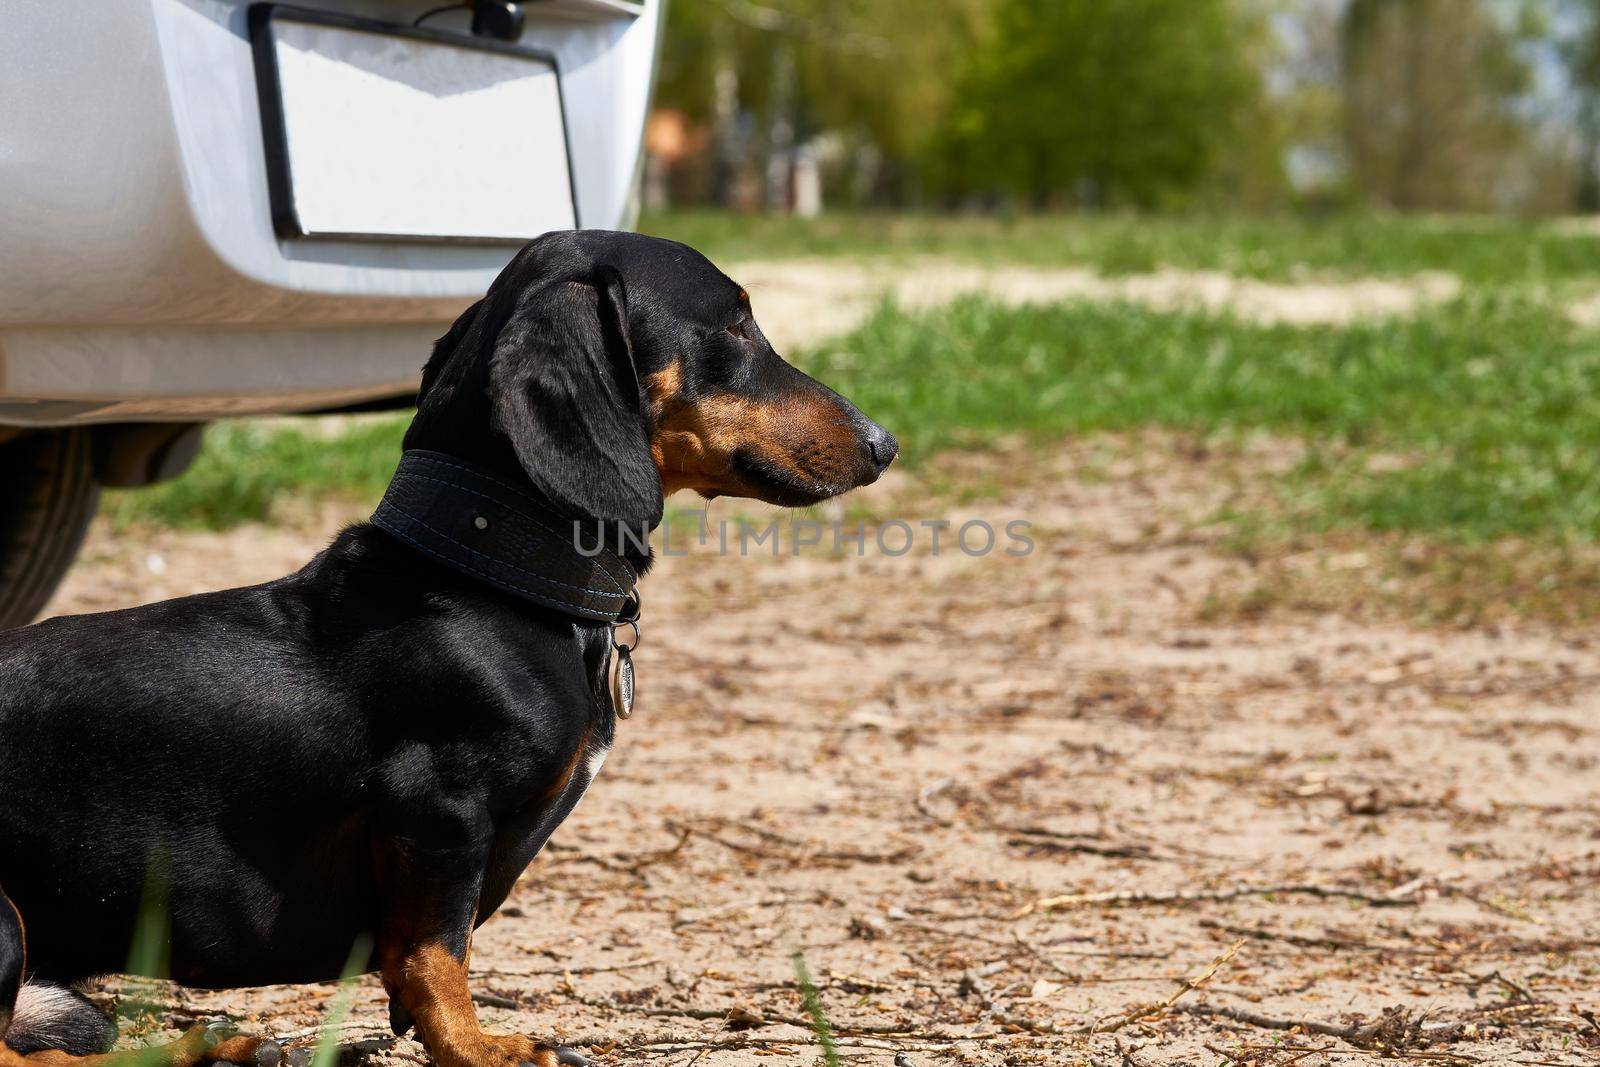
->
478 736 611 919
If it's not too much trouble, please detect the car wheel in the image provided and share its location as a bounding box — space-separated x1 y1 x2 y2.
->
0 430 100 630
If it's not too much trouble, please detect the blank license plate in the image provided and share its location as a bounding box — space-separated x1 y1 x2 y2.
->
251 6 577 243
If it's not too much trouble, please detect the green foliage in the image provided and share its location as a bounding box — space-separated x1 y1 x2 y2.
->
652 0 1288 208
653 0 724 124
782 0 995 162
650 0 1595 213
937 0 1280 207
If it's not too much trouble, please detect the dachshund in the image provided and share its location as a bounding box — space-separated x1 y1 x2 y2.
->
0 230 896 1067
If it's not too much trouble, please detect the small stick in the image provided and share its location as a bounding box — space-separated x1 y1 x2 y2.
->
269 1024 394 1045
1176 1002 1480 1051
541 828 690 884
1439 968 1539 1004
672 892 818 928
1198 919 1409 955
559 989 924 1037
472 992 519 1010
473 957 661 979
667 818 916 866
1091 940 1243 1033
1004 835 1170 861
1015 881 1424 917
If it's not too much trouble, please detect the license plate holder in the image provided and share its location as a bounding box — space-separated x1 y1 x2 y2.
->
249 4 578 244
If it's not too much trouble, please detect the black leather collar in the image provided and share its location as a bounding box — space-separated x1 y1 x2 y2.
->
371 450 641 623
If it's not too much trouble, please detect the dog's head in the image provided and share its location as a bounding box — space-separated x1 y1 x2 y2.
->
404 231 897 530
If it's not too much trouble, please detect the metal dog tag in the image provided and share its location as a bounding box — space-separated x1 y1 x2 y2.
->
611 643 635 719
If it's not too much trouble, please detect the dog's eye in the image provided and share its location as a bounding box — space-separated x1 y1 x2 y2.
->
724 320 752 342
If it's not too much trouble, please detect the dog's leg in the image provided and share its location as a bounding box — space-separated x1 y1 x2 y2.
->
376 849 584 1067
0 888 276 1067
378 940 583 1067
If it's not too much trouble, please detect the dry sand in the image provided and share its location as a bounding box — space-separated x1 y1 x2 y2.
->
43 437 1600 1067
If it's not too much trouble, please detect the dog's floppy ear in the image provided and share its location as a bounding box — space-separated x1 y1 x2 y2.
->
487 267 662 529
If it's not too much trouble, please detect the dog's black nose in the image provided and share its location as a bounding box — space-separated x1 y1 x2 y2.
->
865 425 899 473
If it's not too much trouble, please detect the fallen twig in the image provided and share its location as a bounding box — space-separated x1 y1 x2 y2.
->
268 1024 394 1046
1439 968 1538 1004
544 827 692 882
561 989 924 1037
1198 918 1416 956
1015 880 1425 917
665 818 917 867
1176 1002 1484 1053
1004 832 1170 861
672 891 820 928
1091 940 1243 1033
471 992 520 1010
474 957 661 980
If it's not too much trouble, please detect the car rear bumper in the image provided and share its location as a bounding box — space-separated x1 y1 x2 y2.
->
0 0 660 425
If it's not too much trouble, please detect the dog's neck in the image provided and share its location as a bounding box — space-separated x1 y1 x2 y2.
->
371 450 645 623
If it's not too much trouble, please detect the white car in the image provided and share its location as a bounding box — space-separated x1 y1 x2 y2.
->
0 0 662 626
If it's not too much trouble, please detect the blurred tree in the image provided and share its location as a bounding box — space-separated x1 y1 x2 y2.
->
1566 0 1600 210
1273 0 1355 207
935 0 1280 209
1340 0 1534 211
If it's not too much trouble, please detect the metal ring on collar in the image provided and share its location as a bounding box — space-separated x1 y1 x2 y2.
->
613 619 641 652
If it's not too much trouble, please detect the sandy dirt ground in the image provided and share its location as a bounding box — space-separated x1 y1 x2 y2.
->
43 434 1600 1067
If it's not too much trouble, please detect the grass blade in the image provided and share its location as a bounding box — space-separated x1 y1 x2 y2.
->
790 948 841 1067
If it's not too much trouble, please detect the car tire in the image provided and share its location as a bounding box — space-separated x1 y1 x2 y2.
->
0 430 100 630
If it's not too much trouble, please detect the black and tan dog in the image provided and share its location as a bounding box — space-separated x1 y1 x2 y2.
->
0 232 896 1067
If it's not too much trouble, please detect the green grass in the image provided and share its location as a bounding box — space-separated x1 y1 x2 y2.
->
642 210 1600 286
309 937 375 1067
804 293 1600 543
109 292 1600 546
104 210 1600 549
103 416 408 531
790 949 842 1067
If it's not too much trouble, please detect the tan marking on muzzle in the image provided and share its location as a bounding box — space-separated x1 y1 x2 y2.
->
644 368 855 498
